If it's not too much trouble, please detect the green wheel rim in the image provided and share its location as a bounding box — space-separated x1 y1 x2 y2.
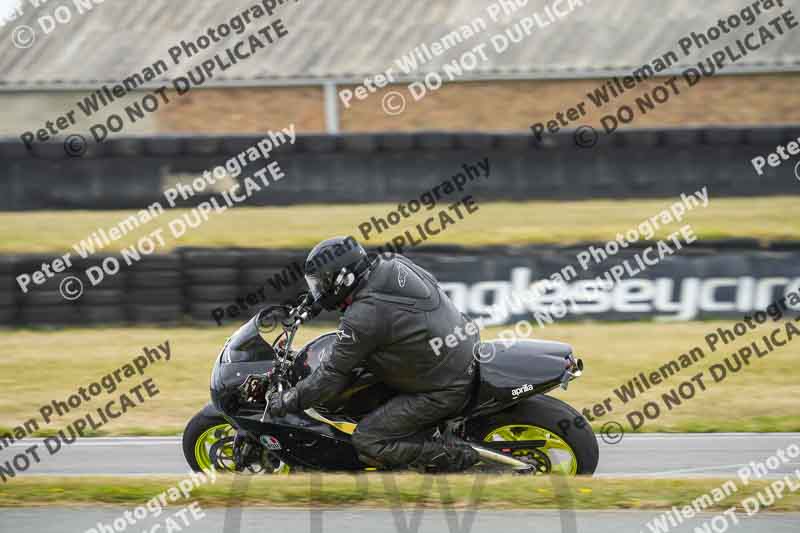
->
194 423 236 472
483 424 579 475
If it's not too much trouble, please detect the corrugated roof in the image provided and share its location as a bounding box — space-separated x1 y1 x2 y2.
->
1 0 798 89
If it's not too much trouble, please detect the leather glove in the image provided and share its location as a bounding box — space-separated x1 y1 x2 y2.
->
267 388 298 417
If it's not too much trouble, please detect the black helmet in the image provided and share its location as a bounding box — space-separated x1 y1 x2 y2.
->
304 236 371 310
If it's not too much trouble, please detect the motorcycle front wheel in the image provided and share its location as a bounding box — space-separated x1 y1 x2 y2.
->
182 410 289 474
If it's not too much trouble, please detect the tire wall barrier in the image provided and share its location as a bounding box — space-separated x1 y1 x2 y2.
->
1 126 799 210
2 241 799 328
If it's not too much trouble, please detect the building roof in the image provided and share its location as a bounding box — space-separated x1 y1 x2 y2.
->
1 0 798 89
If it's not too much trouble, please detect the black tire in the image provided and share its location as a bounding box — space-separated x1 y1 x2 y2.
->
127 254 181 271
469 395 599 475
0 305 16 324
80 270 126 288
19 305 78 325
0 274 15 289
183 250 240 268
21 290 68 306
188 301 227 322
127 304 183 324
182 410 230 472
0 290 16 306
0 257 18 275
128 270 182 289
240 251 302 268
126 288 183 305
187 285 239 302
81 305 127 324
81 289 123 306
240 268 278 288
241 268 302 296
185 268 238 285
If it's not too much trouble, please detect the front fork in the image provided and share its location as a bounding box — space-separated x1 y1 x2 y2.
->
232 430 262 472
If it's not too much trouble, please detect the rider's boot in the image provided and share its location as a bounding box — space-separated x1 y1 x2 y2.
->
412 439 480 473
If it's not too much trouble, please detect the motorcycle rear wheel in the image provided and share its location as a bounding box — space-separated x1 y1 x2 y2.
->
470 395 599 475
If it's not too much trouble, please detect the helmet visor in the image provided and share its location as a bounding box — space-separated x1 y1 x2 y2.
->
305 273 323 301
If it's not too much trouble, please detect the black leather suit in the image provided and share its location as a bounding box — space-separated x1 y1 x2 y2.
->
286 254 479 469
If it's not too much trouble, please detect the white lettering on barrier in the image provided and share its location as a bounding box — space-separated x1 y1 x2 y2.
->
441 273 800 325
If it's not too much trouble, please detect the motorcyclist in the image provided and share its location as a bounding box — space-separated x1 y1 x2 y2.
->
267 235 480 472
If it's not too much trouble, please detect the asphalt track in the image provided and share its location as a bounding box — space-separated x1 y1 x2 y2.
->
2 508 799 533
3 434 800 532
2 433 799 477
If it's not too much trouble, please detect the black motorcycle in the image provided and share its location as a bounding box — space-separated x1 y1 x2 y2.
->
182 298 599 475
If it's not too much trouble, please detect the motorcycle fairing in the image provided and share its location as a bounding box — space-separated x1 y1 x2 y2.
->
475 339 574 407
233 405 365 469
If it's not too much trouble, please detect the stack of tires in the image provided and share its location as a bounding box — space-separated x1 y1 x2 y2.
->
0 248 356 328
184 250 240 324
13 255 83 326
126 254 184 325
78 256 127 325
0 256 17 326
237 249 308 322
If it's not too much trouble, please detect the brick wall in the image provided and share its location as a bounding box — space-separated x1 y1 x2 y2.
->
156 73 800 133
2 74 798 138
156 86 327 133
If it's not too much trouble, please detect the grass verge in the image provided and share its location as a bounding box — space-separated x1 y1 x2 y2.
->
1 475 799 511
0 320 798 436
0 196 796 253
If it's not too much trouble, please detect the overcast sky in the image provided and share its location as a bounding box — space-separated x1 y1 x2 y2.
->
1 0 20 17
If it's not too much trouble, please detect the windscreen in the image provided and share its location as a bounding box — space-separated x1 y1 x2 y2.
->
223 317 276 363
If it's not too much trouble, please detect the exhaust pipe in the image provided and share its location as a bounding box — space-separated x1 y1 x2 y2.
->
470 444 532 470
